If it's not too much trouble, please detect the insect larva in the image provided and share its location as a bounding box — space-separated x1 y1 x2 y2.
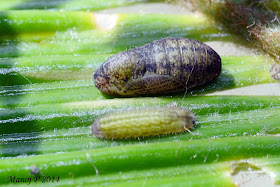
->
91 107 195 139
94 37 221 96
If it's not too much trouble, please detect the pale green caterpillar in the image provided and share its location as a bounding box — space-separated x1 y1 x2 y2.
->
92 107 195 139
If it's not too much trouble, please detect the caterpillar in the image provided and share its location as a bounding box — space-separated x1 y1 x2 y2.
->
94 37 221 96
91 107 195 139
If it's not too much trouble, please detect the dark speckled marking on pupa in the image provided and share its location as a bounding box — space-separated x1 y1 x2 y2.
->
94 37 221 96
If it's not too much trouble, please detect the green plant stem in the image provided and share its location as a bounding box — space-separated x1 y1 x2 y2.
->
0 13 224 56
0 136 279 184
1 96 279 157
2 94 280 122
0 55 274 108
4 161 234 186
107 174 234 187
0 12 216 37
1 112 279 157
1 2 279 186
0 11 97 35
0 0 160 11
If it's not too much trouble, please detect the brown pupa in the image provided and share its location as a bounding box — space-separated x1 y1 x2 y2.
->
94 37 221 96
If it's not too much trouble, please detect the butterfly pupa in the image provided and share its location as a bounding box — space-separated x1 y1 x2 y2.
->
94 37 221 96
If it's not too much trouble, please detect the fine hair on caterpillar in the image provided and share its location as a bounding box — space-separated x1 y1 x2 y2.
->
182 43 196 102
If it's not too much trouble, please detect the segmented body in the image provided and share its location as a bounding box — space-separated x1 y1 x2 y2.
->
94 37 221 96
92 107 195 139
